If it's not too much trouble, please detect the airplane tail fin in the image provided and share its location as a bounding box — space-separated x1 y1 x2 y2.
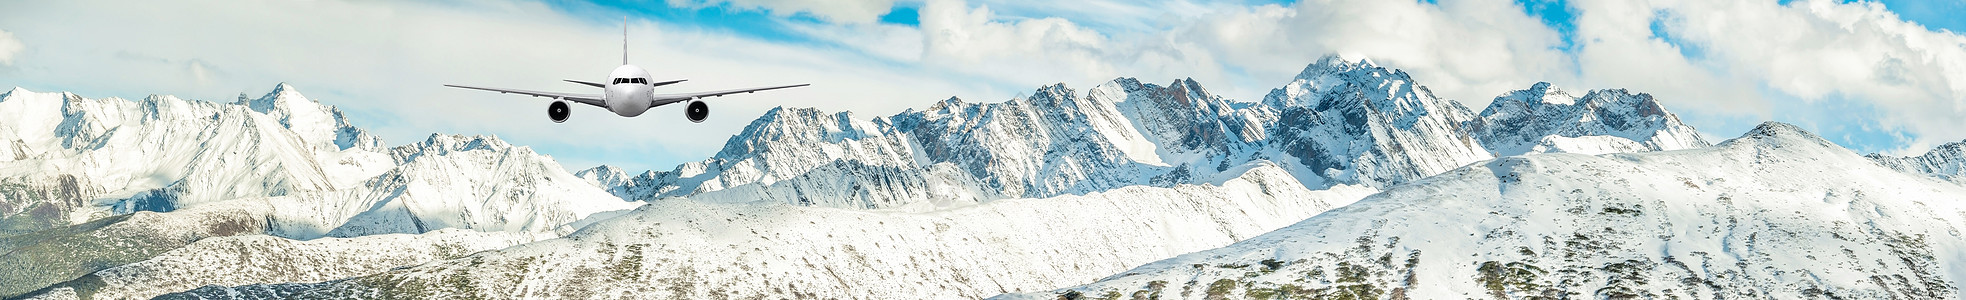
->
623 16 628 65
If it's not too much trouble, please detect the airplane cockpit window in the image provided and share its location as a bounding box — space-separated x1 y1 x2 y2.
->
612 78 624 84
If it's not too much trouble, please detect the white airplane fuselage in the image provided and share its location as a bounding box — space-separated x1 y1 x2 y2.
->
603 64 656 117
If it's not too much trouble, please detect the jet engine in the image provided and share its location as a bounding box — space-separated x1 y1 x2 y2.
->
684 100 709 123
547 100 571 123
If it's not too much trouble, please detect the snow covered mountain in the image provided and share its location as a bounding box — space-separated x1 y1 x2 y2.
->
1870 141 1966 185
0 85 636 298
0 85 633 238
163 162 1381 299
588 54 1711 209
0 84 390 235
1014 122 1966 299
1471 82 1710 156
1257 55 1491 189
2 54 1725 299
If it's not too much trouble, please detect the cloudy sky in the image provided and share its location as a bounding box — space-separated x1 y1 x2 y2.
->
0 0 1960 172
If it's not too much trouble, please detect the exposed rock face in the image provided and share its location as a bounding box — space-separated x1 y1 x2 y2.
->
1471 82 1710 156
1260 55 1491 189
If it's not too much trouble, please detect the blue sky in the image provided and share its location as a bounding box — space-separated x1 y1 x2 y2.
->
0 0 1961 173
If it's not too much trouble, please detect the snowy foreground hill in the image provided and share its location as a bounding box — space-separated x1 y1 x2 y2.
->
1007 122 1966 299
8 54 1952 299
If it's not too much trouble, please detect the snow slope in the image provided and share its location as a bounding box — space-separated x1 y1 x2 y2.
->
1015 122 1966 299
168 162 1379 299
21 229 550 300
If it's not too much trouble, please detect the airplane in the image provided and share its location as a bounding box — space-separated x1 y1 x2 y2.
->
444 18 809 123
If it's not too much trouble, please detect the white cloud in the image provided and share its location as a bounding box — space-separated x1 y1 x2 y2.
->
668 0 898 24
0 29 22 66
1570 0 1966 152
917 0 1127 90
1570 0 1764 115
781 20 924 62
1168 0 1575 106
904 0 1574 107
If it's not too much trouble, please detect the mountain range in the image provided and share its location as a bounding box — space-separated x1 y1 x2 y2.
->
577 55 1709 210
2 54 1958 299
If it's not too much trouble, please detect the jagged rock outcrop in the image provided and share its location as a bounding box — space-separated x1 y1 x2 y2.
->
1260 55 1491 188
1471 82 1710 156
1869 141 1966 185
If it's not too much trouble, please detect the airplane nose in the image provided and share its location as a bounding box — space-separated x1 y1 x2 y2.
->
609 85 654 117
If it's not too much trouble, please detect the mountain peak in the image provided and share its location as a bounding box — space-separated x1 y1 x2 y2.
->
270 82 299 95
239 83 317 118
1026 83 1079 108
926 96 965 112
394 133 522 164
576 165 630 188
242 82 312 109
1037 82 1071 95
1717 122 1840 152
1738 122 1819 141
1296 54 1382 79
1173 77 1208 94
1496 82 1574 105
1471 82 1710 156
1105 77 1145 91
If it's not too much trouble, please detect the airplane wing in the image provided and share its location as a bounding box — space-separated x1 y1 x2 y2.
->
563 79 605 88
650 84 811 107
443 84 607 108
649 79 688 88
